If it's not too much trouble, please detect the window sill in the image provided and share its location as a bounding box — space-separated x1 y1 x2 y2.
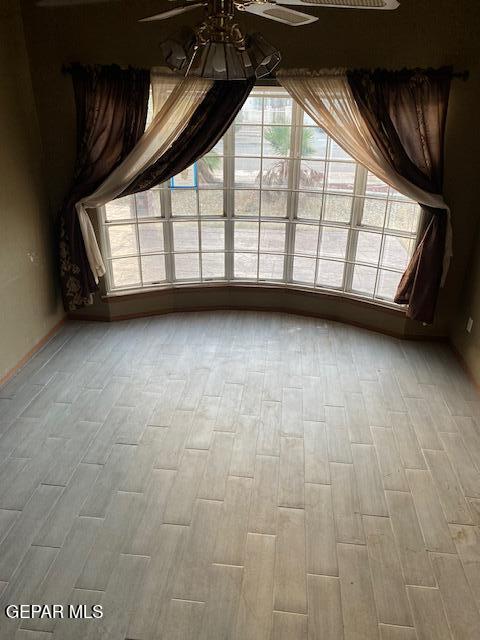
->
101 281 406 318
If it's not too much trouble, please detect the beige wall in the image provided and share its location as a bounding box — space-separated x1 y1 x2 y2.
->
0 0 64 381
16 0 480 340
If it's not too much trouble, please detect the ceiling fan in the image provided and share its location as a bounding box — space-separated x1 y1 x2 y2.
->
37 0 400 79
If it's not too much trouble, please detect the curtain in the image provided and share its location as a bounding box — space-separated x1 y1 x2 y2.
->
76 74 212 283
278 69 451 323
121 78 255 196
59 64 150 311
347 68 451 323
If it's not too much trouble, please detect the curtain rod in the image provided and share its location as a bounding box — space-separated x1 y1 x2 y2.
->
61 64 469 81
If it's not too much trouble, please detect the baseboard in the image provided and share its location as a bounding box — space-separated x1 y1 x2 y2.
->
70 306 448 342
450 343 480 394
0 317 66 388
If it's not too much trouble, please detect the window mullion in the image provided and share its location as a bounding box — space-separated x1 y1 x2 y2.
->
284 100 302 283
224 126 234 281
344 164 367 293
161 184 175 282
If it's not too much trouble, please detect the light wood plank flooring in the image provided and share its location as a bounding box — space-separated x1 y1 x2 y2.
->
1 311 480 639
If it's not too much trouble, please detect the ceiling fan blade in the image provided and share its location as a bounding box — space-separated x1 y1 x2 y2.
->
36 0 117 6
273 0 399 8
140 3 206 22
243 3 318 25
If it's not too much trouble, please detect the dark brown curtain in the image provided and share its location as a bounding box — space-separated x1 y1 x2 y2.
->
121 78 255 197
347 68 452 323
60 64 150 311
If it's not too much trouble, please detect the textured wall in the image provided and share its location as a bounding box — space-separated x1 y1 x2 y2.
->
0 0 64 380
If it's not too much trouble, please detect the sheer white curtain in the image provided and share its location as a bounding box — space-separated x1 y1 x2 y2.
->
77 73 212 283
277 71 452 281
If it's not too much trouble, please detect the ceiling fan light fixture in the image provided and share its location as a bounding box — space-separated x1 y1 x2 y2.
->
160 39 189 72
185 41 256 80
246 32 282 78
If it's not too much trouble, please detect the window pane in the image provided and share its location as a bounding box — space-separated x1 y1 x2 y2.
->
295 224 319 256
362 198 386 228
261 158 290 189
301 127 327 159
111 257 140 288
366 172 389 197
323 195 352 224
326 162 356 192
199 190 223 216
299 161 325 191
236 96 263 124
202 253 224 279
355 231 382 265
263 126 291 157
376 269 402 301
172 165 196 188
260 222 286 253
235 221 259 251
171 190 197 216
263 96 292 124
173 222 199 251
259 254 284 280
138 222 164 254
135 190 161 219
235 190 260 216
387 201 420 234
297 192 323 220
382 235 413 271
329 140 350 160
141 255 166 283
352 264 377 296
235 125 261 156
293 256 315 284
235 157 261 187
318 228 348 260
175 253 200 279
261 191 288 217
198 155 223 187
108 225 138 257
201 221 224 251
316 259 344 289
235 253 258 278
105 195 135 222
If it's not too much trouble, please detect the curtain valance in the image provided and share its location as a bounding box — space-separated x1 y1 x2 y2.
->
277 67 452 323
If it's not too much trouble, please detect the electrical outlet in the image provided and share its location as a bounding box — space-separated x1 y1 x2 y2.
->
466 317 474 333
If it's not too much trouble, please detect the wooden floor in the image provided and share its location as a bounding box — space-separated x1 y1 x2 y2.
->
0 311 480 640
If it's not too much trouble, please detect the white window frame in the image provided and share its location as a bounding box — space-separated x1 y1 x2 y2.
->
98 86 420 309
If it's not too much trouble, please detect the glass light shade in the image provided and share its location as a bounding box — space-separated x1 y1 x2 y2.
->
246 32 282 78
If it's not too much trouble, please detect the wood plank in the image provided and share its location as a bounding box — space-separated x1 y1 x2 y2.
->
424 449 473 524
450 524 480 606
163 449 208 525
407 586 451 640
430 552 480 640
229 415 258 478
198 432 234 500
278 436 304 508
271 612 308 640
389 411 426 470
234 533 275 640
274 507 307 614
337 543 379 640
281 388 303 437
371 427 409 492
351 443 388 516
305 483 337 576
385 491 435 587
214 476 252 565
362 515 412 627
199 564 243 640
330 462 364 544
304 421 329 484
248 455 279 534
307 574 343 640
406 469 456 554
